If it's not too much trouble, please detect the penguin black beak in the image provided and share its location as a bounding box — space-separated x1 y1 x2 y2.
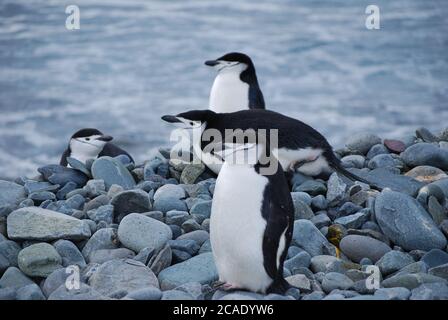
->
97 135 113 142
161 115 182 123
204 60 219 67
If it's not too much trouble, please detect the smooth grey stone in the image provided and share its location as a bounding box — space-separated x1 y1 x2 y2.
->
133 247 155 266
395 261 429 276
53 239 86 268
190 200 212 218
118 213 172 253
292 220 336 257
375 190 447 251
428 196 447 225
158 252 218 290
292 199 314 220
0 287 17 300
56 182 78 200
162 289 195 300
311 195 328 210
28 191 56 202
199 239 212 254
154 184 185 202
421 249 448 269
173 282 205 300
169 224 182 239
89 259 159 296
374 287 411 300
38 165 88 187
168 239 200 256
17 243 62 277
350 279 375 295
429 263 448 280
341 155 366 169
410 282 448 300
7 207 91 241
24 181 59 194
337 202 363 217
48 283 106 300
339 235 391 263
359 258 373 266
148 244 172 275
143 211 164 222
329 289 360 298
366 144 389 159
0 240 21 267
65 194 86 210
310 214 331 229
349 167 424 196
295 181 327 196
89 248 135 264
16 283 45 300
125 287 162 300
376 250 414 275
182 219 202 233
368 154 403 170
301 291 325 300
177 230 209 246
0 267 34 289
83 179 105 197
165 210 190 226
111 189 151 222
401 143 448 170
42 268 71 297
180 163 205 184
346 133 382 155
82 228 119 261
153 198 187 213
87 204 114 224
326 173 347 205
382 272 447 290
285 251 312 272
310 255 344 273
91 156 136 190
334 211 370 229
0 181 26 212
286 274 311 292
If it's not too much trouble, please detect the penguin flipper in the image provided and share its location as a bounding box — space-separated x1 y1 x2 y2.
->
260 171 294 294
60 148 70 166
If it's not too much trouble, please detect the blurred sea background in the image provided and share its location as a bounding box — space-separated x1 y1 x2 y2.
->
0 0 447 179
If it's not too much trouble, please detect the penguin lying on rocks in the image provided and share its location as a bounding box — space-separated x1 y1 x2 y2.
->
60 128 133 166
209 137 293 294
161 109 382 190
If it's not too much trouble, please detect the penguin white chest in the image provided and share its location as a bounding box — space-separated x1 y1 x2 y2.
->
210 164 273 293
209 73 249 113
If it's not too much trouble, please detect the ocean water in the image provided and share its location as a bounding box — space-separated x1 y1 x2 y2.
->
0 0 447 179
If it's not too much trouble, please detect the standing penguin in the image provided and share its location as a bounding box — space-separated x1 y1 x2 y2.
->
205 52 265 112
60 128 134 166
210 139 293 294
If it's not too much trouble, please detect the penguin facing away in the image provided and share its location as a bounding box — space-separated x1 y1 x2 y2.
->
205 52 265 113
60 128 134 166
209 140 293 294
161 109 382 190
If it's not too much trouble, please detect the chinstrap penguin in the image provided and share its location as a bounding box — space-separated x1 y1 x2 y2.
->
60 128 134 166
209 139 293 294
205 52 265 113
161 109 382 190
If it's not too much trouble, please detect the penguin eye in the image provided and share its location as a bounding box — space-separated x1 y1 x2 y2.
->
189 122 194 126
85 138 90 141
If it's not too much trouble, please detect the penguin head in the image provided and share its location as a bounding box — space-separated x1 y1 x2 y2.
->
69 128 113 157
161 110 216 129
204 52 254 75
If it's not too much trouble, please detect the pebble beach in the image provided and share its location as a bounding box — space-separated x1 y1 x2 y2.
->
1 126 448 300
